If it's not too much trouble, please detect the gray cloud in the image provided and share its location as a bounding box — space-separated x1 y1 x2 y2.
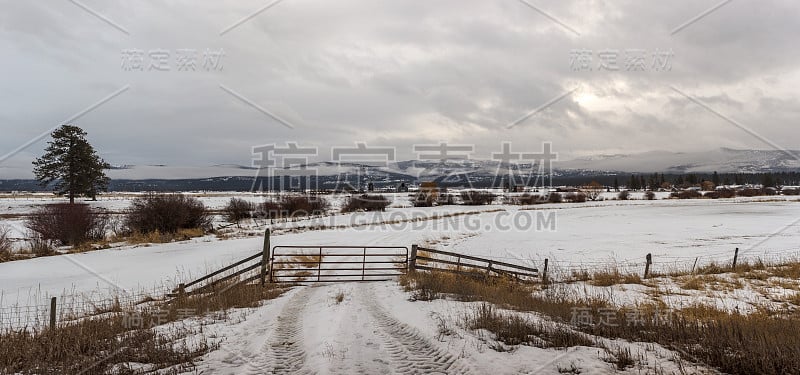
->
1 0 799 178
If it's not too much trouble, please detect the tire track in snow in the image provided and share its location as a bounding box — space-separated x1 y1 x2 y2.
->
360 285 473 375
245 287 316 375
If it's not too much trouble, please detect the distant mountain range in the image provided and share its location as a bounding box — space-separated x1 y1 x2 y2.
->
1 148 798 191
101 147 800 179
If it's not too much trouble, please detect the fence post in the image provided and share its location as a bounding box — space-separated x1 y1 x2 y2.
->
260 229 270 286
178 283 185 298
409 245 418 271
49 297 57 329
542 258 549 284
732 247 739 269
644 253 652 279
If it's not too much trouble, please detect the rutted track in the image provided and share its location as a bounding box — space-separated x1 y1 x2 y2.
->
360 285 474 374
246 287 317 375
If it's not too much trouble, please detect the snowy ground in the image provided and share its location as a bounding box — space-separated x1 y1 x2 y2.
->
187 282 712 375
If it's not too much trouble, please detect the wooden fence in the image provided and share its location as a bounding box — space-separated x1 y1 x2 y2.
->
410 245 542 282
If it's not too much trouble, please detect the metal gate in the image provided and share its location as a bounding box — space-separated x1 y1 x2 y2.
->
268 246 409 283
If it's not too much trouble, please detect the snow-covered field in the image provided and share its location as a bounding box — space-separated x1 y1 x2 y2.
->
2 193 799 305
1 192 799 373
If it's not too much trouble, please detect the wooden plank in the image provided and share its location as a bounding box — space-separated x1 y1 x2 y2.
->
415 256 537 277
178 251 262 290
192 262 262 293
417 247 538 273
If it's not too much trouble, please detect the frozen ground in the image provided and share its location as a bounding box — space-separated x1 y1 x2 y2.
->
188 282 711 375
1 194 799 306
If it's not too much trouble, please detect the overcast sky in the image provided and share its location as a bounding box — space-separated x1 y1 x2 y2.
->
1 0 799 178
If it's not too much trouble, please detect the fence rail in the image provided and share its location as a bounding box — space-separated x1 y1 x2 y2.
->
411 246 541 281
269 245 409 283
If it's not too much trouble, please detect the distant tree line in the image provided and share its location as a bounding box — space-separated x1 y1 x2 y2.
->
572 171 800 191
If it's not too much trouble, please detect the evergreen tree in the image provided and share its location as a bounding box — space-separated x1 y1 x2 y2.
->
613 177 619 192
712 171 720 186
32 125 110 204
762 173 776 188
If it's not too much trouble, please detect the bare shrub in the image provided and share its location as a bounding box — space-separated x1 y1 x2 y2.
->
0 225 13 261
737 188 763 197
413 191 435 207
124 193 211 234
460 190 495 205
617 190 630 200
717 188 737 198
564 192 587 203
256 200 283 219
670 190 702 199
510 193 540 205
644 191 656 200
548 192 563 203
437 193 456 205
223 197 255 224
0 225 11 253
279 195 328 217
25 203 108 247
341 194 390 212
784 188 800 196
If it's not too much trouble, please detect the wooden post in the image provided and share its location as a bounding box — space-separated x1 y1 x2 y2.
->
409 245 418 271
732 247 739 269
644 253 652 279
692 257 698 274
178 283 185 298
361 247 367 281
260 229 270 286
317 246 322 282
49 297 57 329
542 258 549 284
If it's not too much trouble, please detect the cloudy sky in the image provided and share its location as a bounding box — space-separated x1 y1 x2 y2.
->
1 0 799 178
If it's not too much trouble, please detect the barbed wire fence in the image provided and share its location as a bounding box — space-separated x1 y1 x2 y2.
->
0 288 170 332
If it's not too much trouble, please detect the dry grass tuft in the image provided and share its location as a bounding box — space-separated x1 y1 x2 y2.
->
463 302 593 349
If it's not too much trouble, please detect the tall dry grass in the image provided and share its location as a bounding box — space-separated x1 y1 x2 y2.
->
401 269 800 375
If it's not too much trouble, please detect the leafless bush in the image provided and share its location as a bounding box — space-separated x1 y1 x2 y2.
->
256 200 283 219
617 190 630 200
717 188 736 198
124 193 211 234
0 225 12 261
279 195 328 217
413 191 435 207
0 225 11 252
737 188 763 197
670 189 702 199
783 188 800 196
460 190 495 205
341 194 390 212
510 193 540 205
437 193 456 205
548 192 563 203
564 192 587 203
25 204 108 247
223 197 255 223
644 191 656 200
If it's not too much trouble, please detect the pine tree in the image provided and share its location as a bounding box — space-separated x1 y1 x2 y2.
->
712 171 720 187
32 125 110 204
